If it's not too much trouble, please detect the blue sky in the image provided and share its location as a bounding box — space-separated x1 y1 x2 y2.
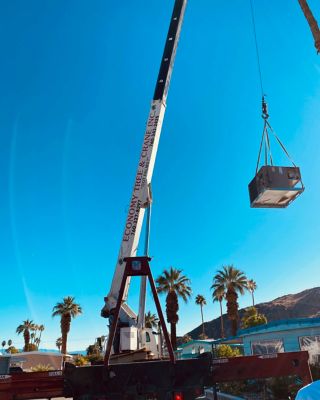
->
0 0 320 351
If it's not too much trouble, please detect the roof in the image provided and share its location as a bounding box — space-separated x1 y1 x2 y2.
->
9 351 72 357
237 317 320 336
178 338 242 349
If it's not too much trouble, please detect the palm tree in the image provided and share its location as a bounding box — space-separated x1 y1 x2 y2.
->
16 320 36 351
145 311 159 329
156 267 192 350
195 295 207 336
37 324 45 348
213 265 247 336
56 337 62 352
211 286 225 338
298 0 320 53
247 279 257 306
52 296 82 355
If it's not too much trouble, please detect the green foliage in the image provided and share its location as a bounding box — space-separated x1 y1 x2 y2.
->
145 311 159 329
86 344 100 356
52 296 82 355
216 344 241 358
156 267 192 350
212 265 247 336
87 353 103 363
198 333 208 340
74 355 88 366
6 346 19 354
241 306 267 329
195 295 206 306
24 343 38 352
268 377 300 399
30 364 54 372
181 334 192 344
56 337 62 351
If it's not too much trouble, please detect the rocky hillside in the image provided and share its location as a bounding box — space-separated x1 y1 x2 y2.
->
187 287 320 339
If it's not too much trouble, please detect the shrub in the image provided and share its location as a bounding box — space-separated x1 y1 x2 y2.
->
73 355 88 366
30 364 53 372
216 344 241 358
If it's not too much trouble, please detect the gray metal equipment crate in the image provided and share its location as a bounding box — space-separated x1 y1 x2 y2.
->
249 166 304 208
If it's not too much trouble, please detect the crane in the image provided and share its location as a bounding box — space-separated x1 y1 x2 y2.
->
100 0 187 355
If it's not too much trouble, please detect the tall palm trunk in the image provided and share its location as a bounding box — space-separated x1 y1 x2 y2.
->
298 0 320 53
170 323 177 350
226 289 239 337
23 330 30 351
200 304 205 335
166 291 179 351
61 314 71 354
251 290 255 307
219 300 225 338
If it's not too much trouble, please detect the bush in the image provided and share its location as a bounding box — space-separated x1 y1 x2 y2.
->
181 335 192 344
241 307 267 329
24 343 37 352
30 364 53 372
87 353 103 363
216 344 241 358
198 333 208 340
6 346 19 354
73 355 88 366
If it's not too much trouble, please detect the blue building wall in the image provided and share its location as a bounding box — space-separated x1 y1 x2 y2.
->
238 318 320 357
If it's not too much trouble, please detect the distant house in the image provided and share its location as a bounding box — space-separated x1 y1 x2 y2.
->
237 317 320 364
9 351 72 371
177 338 242 359
178 318 320 364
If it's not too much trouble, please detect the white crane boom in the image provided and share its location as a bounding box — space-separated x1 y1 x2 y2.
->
101 0 187 323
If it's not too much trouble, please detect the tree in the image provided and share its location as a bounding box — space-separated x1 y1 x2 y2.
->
16 320 36 351
198 333 208 340
298 0 320 53
37 325 45 348
56 337 62 352
212 265 247 336
86 344 100 356
181 334 192 344
1 341 6 353
6 346 19 354
145 311 159 329
241 307 267 329
52 296 82 355
247 279 257 306
195 295 207 336
212 286 226 338
156 267 192 350
7 339 12 347
216 344 241 358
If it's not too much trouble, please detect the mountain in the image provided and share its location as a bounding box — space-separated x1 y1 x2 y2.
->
187 287 320 339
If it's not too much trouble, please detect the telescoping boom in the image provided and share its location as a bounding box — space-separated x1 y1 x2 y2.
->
101 0 187 324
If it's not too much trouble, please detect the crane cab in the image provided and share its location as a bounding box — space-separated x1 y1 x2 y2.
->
249 165 304 208
119 327 160 358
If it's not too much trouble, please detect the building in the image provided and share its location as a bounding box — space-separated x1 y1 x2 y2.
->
177 338 242 359
237 317 320 364
178 318 320 364
9 351 71 371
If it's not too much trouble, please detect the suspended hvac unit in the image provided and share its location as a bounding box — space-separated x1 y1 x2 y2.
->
249 165 303 208
249 98 304 208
